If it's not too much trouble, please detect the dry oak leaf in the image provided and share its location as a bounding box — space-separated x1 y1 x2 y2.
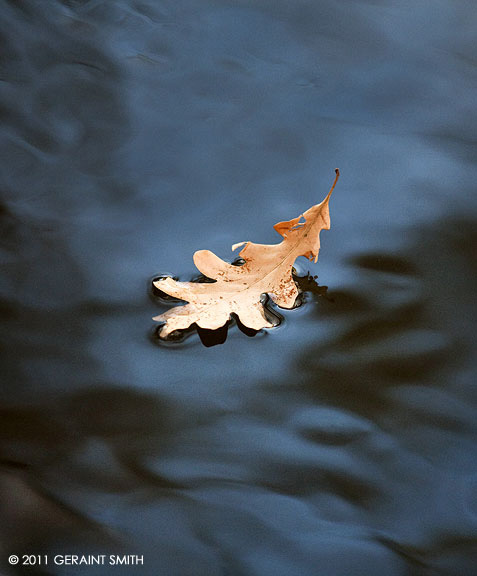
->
154 169 339 338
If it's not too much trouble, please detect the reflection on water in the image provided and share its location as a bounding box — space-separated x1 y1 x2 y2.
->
1 1 477 575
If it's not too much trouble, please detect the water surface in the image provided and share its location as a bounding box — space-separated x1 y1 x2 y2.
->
1 1 477 575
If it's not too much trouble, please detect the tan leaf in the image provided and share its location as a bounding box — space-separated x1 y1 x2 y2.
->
153 169 339 338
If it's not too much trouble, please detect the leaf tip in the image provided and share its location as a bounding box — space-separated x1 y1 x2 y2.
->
327 168 340 199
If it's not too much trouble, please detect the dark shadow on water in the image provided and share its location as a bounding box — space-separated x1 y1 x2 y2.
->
151 318 255 348
197 323 230 347
301 216 475 395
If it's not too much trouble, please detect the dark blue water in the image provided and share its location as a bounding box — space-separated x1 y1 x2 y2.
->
1 1 477 575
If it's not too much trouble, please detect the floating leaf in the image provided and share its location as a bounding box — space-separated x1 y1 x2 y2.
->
154 169 339 338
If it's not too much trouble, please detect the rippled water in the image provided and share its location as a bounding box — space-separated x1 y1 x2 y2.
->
1 1 477 575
